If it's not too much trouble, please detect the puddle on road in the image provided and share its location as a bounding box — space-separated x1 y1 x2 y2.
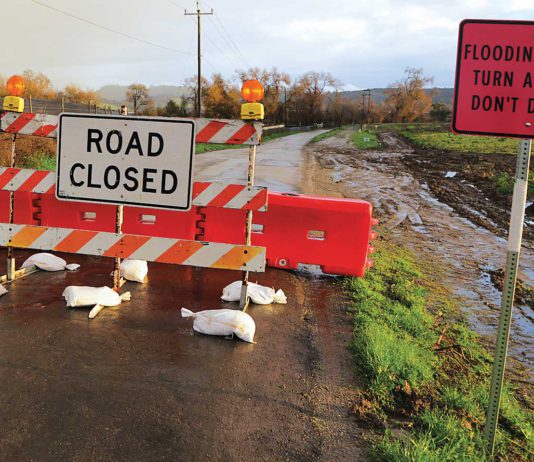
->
303 136 534 374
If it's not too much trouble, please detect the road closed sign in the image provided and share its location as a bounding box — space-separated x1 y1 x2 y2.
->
56 114 195 210
452 19 534 138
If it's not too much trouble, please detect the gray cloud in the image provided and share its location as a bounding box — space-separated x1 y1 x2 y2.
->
2 0 533 89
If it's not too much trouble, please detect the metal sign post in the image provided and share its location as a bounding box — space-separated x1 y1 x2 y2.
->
484 138 531 459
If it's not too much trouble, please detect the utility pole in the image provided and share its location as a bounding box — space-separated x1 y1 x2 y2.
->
361 89 371 129
185 2 213 117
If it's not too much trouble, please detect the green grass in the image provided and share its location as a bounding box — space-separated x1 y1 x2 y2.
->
388 123 520 154
492 171 534 196
351 130 380 149
345 238 533 461
20 151 56 170
309 127 344 143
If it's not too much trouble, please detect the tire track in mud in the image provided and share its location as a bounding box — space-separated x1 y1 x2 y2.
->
303 132 534 375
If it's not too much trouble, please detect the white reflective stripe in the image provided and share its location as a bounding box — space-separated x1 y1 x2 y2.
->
193 183 229 206
508 178 528 252
4 169 35 190
32 227 72 249
128 237 176 260
78 232 121 255
33 173 56 193
224 187 265 210
208 121 246 143
16 117 41 135
243 250 266 272
182 242 234 266
0 223 20 245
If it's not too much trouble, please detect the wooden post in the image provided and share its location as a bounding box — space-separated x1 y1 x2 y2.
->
6 134 17 280
61 96 65 112
29 95 33 113
113 205 124 292
239 144 257 310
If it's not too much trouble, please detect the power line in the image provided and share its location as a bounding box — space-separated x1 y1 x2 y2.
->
203 30 240 71
212 13 250 69
164 0 187 9
30 0 192 55
206 15 248 69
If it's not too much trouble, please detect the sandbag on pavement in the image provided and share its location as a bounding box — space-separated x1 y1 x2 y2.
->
221 281 287 305
120 259 148 283
22 253 80 272
181 308 256 343
62 286 131 308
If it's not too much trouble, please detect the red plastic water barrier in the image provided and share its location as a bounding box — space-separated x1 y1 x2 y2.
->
4 190 376 277
37 193 199 239
201 192 375 277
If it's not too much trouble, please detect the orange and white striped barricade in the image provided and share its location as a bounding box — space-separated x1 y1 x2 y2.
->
0 111 266 292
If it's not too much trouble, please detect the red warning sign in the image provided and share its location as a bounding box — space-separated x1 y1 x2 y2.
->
452 19 534 138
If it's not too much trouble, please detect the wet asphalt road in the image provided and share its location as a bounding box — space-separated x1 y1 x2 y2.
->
0 131 364 461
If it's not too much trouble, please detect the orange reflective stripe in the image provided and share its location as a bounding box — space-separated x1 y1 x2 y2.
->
211 245 263 269
10 226 47 247
54 230 98 253
156 240 205 264
103 235 151 258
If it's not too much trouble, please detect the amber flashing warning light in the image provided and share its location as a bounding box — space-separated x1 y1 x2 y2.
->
3 75 25 112
241 80 264 120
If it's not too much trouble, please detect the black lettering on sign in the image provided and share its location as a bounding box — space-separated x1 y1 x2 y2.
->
161 170 178 194
70 163 85 186
104 166 120 189
106 130 123 154
87 129 103 153
528 98 534 114
523 72 532 88
125 131 144 156
87 164 101 188
123 167 139 191
142 168 157 193
148 133 164 157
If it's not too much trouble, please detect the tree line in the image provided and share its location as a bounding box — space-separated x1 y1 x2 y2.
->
0 68 452 125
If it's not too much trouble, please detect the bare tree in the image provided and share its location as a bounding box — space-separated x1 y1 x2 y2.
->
383 68 433 122
126 83 149 114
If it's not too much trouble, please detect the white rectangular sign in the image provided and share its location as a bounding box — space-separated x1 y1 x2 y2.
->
56 113 195 210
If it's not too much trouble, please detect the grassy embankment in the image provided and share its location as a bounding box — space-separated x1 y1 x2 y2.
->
346 236 533 461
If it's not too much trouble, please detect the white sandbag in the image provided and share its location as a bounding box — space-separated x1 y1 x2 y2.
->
21 253 80 272
62 286 131 308
120 259 148 283
181 308 256 343
221 281 288 305
0 284 7 296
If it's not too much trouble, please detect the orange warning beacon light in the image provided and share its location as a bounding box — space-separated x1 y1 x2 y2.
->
3 75 25 112
241 79 264 102
240 79 264 120
6 75 25 97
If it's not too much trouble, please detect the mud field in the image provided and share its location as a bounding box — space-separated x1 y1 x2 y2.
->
303 131 534 374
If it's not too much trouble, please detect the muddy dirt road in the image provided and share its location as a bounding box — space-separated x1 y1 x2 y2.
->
303 131 534 374
0 131 366 462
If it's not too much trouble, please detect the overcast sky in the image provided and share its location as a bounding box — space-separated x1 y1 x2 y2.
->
2 0 533 90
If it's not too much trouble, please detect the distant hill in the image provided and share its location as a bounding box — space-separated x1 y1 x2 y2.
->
337 87 454 105
95 84 454 108
96 84 189 107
